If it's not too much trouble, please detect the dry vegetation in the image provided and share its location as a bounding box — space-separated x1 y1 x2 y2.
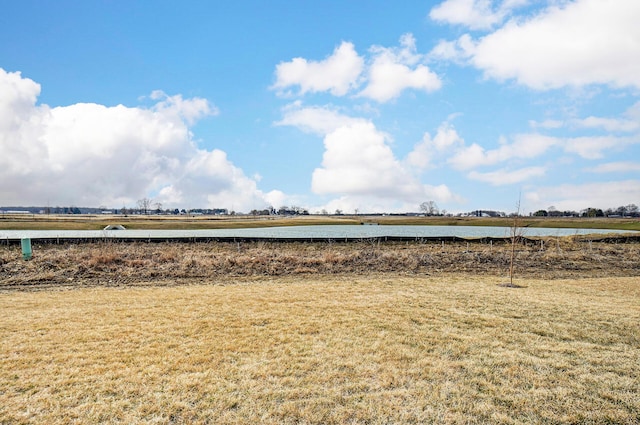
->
1 213 639 231
0 214 359 231
1 275 639 424
0 237 639 290
1 238 639 424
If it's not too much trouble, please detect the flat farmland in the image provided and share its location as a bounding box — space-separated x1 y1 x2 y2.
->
1 213 639 231
1 225 639 423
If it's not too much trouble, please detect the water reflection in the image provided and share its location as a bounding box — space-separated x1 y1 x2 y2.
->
0 225 635 241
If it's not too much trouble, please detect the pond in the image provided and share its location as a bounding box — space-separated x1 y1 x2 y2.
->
0 225 635 242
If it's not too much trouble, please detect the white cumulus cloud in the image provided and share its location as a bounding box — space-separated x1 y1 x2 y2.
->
271 41 364 96
274 106 460 209
406 121 464 170
272 34 442 103
274 103 367 135
428 34 476 63
0 68 275 211
563 135 636 160
358 34 442 102
569 102 640 133
466 0 640 90
311 121 459 205
430 0 527 30
448 134 558 170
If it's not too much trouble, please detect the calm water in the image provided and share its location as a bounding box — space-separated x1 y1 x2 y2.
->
0 225 635 241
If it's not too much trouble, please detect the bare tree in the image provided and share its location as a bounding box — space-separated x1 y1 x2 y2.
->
420 201 439 216
507 196 524 288
137 198 152 215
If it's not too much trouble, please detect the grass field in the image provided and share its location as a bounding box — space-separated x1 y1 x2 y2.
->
1 274 638 424
1 213 640 231
1 218 638 423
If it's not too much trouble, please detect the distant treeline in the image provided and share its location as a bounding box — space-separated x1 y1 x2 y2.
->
532 204 639 218
1 203 638 218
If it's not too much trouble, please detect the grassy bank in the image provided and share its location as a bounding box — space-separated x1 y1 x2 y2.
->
1 238 639 290
1 275 638 424
0 214 359 231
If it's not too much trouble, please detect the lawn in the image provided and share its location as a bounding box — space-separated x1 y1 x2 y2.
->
1 274 638 424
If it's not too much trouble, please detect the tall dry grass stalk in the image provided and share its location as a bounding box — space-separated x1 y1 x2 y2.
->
1 275 639 424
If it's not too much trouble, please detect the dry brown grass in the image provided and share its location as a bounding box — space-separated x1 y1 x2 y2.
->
0 214 359 231
1 239 639 423
1 238 639 291
1 274 639 424
1 213 639 231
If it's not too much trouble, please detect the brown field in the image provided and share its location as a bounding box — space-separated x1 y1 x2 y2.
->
1 238 639 423
1 213 639 231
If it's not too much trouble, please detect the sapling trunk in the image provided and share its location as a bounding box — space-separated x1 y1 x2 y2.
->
508 197 522 287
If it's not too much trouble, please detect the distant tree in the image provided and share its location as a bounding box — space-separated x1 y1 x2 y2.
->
533 209 548 217
615 205 627 216
581 208 604 218
547 206 562 217
154 202 162 214
137 198 152 215
335 209 343 215
420 201 439 216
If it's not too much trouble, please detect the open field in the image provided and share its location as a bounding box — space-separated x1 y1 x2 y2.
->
1 273 639 424
1 235 639 423
1 213 640 231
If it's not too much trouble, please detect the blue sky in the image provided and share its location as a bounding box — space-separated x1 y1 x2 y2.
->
1 0 639 214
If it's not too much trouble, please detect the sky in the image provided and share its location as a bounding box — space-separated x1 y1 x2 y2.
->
1 0 639 215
